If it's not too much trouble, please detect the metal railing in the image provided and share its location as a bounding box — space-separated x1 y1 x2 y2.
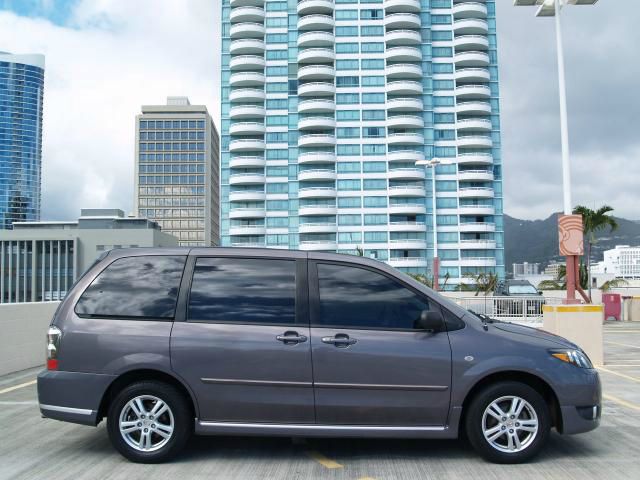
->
446 296 563 324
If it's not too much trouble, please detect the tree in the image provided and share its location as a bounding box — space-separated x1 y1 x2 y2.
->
463 272 499 296
600 278 629 292
573 205 618 302
537 263 588 291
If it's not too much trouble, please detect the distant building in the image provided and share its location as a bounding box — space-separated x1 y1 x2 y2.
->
544 261 563 278
591 245 640 279
512 262 540 277
0 52 45 229
134 97 220 247
0 208 178 303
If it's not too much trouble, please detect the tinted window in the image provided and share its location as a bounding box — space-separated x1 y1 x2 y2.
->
188 257 296 324
316 263 430 330
75 255 186 319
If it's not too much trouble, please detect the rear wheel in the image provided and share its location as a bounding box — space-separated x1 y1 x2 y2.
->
107 381 192 463
465 381 550 463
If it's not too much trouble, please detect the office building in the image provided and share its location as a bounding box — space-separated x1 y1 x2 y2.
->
543 261 563 278
0 208 178 304
591 245 640 279
0 52 45 229
220 0 504 288
513 262 540 277
135 97 220 246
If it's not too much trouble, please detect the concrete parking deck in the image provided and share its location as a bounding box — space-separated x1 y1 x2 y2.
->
1 323 639 480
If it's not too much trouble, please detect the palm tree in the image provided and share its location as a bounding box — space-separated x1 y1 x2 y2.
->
600 278 628 292
573 205 618 301
537 263 588 291
463 272 499 296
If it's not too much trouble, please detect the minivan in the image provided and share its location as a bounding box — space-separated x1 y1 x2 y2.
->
38 248 600 464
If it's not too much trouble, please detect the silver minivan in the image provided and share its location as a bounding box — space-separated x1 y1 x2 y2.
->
38 248 601 464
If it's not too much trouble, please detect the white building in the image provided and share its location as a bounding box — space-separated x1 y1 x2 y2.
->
591 245 640 279
513 262 540 277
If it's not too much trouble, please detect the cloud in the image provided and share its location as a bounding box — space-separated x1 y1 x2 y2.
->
0 0 221 220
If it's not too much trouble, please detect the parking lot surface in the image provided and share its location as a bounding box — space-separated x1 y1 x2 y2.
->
1 322 639 480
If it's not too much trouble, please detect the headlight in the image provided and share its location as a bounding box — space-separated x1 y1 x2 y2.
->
550 349 593 369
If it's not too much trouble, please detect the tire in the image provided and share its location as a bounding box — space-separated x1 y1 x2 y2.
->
465 381 550 464
106 380 192 463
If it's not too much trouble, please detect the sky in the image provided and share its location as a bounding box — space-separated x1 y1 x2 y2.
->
0 0 638 221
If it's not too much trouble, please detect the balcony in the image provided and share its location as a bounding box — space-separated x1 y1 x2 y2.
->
387 115 424 129
384 13 421 29
297 31 334 48
230 241 266 248
456 84 491 99
298 47 335 64
385 46 422 62
230 0 263 6
387 257 428 268
386 98 423 111
387 150 425 163
386 63 422 79
383 0 421 13
458 222 496 233
298 14 335 31
453 18 488 35
458 205 495 216
229 71 265 87
298 222 338 234
229 88 265 103
298 133 336 147
298 152 336 164
455 67 490 82
388 204 427 216
385 29 422 46
230 22 265 39
229 122 265 135
229 105 266 120
229 190 266 202
454 51 490 67
229 139 266 152
457 153 493 165
388 222 427 232
298 169 336 182
459 239 497 249
298 187 337 199
453 2 488 19
456 100 491 115
299 240 338 251
298 116 336 130
454 35 489 51
456 118 492 131
229 173 266 185
229 225 266 236
458 187 495 199
458 169 494 181
229 55 265 71
388 185 426 197
388 168 426 180
298 205 337 216
298 65 335 81
457 135 493 148
298 81 335 97
297 0 334 15
229 156 265 168
229 207 266 219
389 239 428 250
230 39 265 55
297 98 336 113
387 133 425 145
460 258 497 267
386 80 423 95
230 6 264 23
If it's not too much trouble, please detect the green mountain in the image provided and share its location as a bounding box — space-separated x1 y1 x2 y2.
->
504 213 640 270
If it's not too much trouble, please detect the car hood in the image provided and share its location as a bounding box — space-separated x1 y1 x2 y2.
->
492 322 578 349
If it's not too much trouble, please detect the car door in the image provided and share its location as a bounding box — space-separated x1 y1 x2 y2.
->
171 252 314 424
309 259 452 426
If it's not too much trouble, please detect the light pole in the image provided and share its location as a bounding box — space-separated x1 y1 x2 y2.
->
514 0 598 302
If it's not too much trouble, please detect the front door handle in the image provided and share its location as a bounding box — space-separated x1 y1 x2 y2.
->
276 331 308 345
321 334 357 348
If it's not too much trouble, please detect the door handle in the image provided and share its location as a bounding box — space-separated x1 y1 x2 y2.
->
321 334 357 348
276 331 308 345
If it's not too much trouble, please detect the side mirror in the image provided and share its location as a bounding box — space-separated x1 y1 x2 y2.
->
415 310 445 333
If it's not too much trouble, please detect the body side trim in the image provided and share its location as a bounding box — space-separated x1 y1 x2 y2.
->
39 403 93 415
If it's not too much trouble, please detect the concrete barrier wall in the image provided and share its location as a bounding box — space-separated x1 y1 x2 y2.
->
0 302 60 376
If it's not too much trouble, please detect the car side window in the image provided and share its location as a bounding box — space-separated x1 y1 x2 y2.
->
75 255 186 319
315 263 430 330
188 257 297 325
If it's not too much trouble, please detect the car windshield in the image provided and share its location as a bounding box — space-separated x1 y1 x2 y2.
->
508 285 538 294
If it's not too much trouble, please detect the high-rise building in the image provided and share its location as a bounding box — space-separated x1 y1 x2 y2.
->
0 52 45 230
220 0 504 288
135 97 220 246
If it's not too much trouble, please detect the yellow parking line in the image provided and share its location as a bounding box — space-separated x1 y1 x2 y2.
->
306 450 343 469
597 366 640 383
0 379 36 395
603 393 640 412
358 477 378 480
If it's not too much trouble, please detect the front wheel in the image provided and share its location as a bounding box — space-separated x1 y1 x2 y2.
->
465 381 550 463
106 381 192 463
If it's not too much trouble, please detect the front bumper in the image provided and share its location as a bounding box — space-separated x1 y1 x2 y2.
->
559 369 602 435
37 370 116 426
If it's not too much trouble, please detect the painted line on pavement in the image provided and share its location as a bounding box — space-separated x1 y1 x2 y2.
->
306 450 344 469
597 366 640 383
605 341 640 350
0 379 36 395
603 364 640 367
0 400 38 405
603 393 640 412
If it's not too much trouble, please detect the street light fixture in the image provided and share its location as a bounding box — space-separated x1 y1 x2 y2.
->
514 0 598 303
416 157 454 291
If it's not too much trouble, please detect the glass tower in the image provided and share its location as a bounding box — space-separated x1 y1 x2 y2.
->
220 0 504 288
0 52 45 230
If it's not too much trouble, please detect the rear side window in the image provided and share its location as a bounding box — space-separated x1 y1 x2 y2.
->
75 255 186 319
188 257 296 325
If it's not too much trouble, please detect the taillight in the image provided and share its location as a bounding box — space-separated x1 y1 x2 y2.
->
47 326 62 370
